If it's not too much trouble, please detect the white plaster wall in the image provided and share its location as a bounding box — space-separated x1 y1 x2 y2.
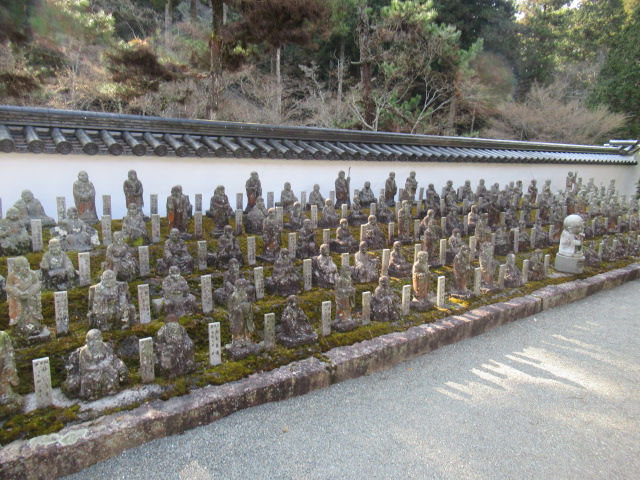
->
0 152 637 220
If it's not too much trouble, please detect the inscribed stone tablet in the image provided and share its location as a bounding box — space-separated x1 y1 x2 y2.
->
288 233 297 259
370 203 376 216
209 322 221 365
361 291 371 326
311 205 318 228
341 253 350 267
439 199 446 215
197 241 208 271
321 301 331 336
353 189 359 200
33 357 53 409
360 225 367 243
341 204 348 220
31 219 43 252
543 254 550 277
151 214 161 243
300 191 307 208
276 206 284 228
498 265 506 288
201 275 213 314
419 187 424 201
247 236 256 266
267 192 274 209
522 259 529 284
329 191 335 203
414 244 421 263
388 223 395 245
54 291 69 335
530 228 536 249
139 337 154 383
381 249 390 276
436 276 445 308
78 252 91 286
469 236 476 260
101 215 112 245
303 258 312 291
323 229 330 245
402 285 411 316
195 193 203 213
463 215 468 235
513 228 520 253
254 267 264 299
439 239 447 265
194 212 203 238
150 194 158 215
138 246 150 277
474 267 481 297
236 193 243 210
264 313 275 349
56 197 66 222
102 195 112 217
413 219 420 241
440 218 446 238
138 284 151 324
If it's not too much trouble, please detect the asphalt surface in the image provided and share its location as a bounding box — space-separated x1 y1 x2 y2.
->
65 279 640 480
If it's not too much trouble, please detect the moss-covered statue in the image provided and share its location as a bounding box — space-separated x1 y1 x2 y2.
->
504 253 524 288
353 241 379 283
332 265 358 332
123 169 144 211
312 243 337 288
387 241 412 278
330 218 358 254
121 202 150 245
161 266 197 317
5 256 45 338
157 228 194 275
103 231 139 282
371 276 401 322
266 248 302 296
88 270 136 331
73 170 98 224
411 251 432 311
226 279 262 360
277 295 318 348
451 245 474 298
12 189 55 229
54 206 99 251
0 330 24 416
155 315 195 379
207 185 233 236
0 207 31 256
40 238 77 291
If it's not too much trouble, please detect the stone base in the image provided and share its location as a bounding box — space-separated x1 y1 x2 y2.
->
554 254 585 274
20 327 51 345
277 332 319 348
331 318 360 332
450 290 473 300
225 341 263 360
410 299 433 312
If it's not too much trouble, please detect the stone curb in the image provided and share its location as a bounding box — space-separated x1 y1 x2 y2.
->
1 263 639 480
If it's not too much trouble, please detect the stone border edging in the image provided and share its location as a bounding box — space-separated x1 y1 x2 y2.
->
1 263 639 480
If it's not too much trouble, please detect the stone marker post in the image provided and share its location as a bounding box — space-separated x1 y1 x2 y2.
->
31 219 43 252
195 194 202 213
151 214 161 243
138 284 151 324
436 276 445 308
267 192 274 209
236 193 243 211
413 219 420 241
254 267 264 300
402 285 411 316
329 191 335 203
201 275 213 314
439 238 447 265
264 313 275 350
381 249 390 276
414 244 421 263
469 236 476 259
102 195 111 217
56 197 66 223
543 254 550 277
138 246 150 277
288 233 297 259
139 338 154 384
341 253 350 267
513 228 520 253
370 203 377 216
463 215 469 235
300 191 306 209
498 264 506 288
311 205 318 228
341 204 348 220
362 291 371 325
101 215 112 246
276 206 284 229
54 291 69 335
474 268 481 297
194 212 203 239
78 252 91 286
323 229 330 245
321 301 331 336
209 322 221 366
440 217 447 238
530 228 536 250
33 358 53 409
150 194 158 215
247 236 256 266
197 241 208 271
235 209 243 235
522 259 529 284
360 225 367 243
303 259 312 291
388 222 395 245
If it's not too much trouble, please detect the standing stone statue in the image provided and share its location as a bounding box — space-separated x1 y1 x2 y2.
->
335 170 350 208
0 207 31 256
385 172 397 206
244 171 262 213
504 253 524 288
333 266 358 332
40 238 77 291
479 241 496 290
161 266 197 317
371 276 401 322
331 218 359 254
396 200 413 244
213 225 243 268
73 170 99 223
4 256 44 338
0 330 24 415
62 329 129 401
121 203 150 245
103 231 139 282
404 171 418 202
266 248 302 296
308 184 325 210
451 245 473 298
246 196 267 234
297 219 319 258
123 169 144 210
313 243 338 288
157 228 194 275
88 270 136 331
166 185 192 234
388 241 412 278
411 251 432 311
354 241 380 283
55 207 99 251
277 295 318 348
155 315 196 378
280 182 298 215
261 208 282 262
207 185 234 236
13 189 56 229
555 214 585 274
226 279 261 360
319 198 340 228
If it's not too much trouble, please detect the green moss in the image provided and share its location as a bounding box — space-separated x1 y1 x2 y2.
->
0 405 80 446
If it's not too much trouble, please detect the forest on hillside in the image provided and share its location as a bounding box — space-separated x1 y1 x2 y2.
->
0 0 638 144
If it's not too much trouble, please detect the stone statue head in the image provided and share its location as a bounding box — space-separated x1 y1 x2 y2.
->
338 171 345 178
48 238 62 254
325 199 333 207
215 185 225 196
6 207 20 221
368 215 376 224
303 218 312 229
292 202 300 212
452 228 460 238
234 278 248 291
256 197 265 206
313 184 320 192
128 169 137 180
166 314 179 323
78 170 89 182
389 172 395 178
359 241 367 253
479 179 485 185
410 171 416 178
67 207 79 219
267 208 276 217
465 180 470 186
379 275 390 289
251 171 258 179
169 228 180 241
446 180 453 187
128 203 139 214
531 179 537 185
365 181 371 188
171 185 183 196
86 329 104 355
506 253 516 265
393 240 402 251
169 266 181 277
113 231 124 245
284 182 291 190
339 218 348 228
223 225 233 236
320 243 330 256
101 270 117 288
21 190 34 202
12 256 30 274
287 294 298 306
417 251 428 264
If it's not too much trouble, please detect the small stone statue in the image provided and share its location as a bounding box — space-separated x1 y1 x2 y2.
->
73 170 99 224
103 231 138 282
411 251 431 311
286 202 304 230
476 179 487 198
121 203 150 245
155 315 196 378
123 169 144 210
261 208 282 262
494 224 509 256
88 270 136 331
371 276 401 322
527 179 538 203
297 219 319 258
396 200 413 243
55 207 99 251
280 182 298 215
423 222 440 265
460 180 474 202
266 248 302 296
244 171 262 213
467 205 478 234
161 266 197 317
157 228 194 275
528 249 545 281
308 184 325 210
214 258 256 305
451 245 473 298
388 241 412 278
445 210 463 237
348 196 368 227
313 243 338 288
365 215 387 250
504 253 524 288
583 241 600 267
555 214 585 274
354 241 380 283
376 194 394 224
277 295 318 348
0 330 24 415
40 238 77 291
359 181 377 206
213 225 243 268
226 279 261 360
331 218 359 254
166 185 192 234
335 170 350 208
0 207 31 256
385 172 397 206
207 185 234 236
63 329 129 401
13 189 55 229
4 257 44 338
404 171 418 202
448 228 464 259
479 241 496 290
333 266 358 332
245 196 267 234
319 198 340 228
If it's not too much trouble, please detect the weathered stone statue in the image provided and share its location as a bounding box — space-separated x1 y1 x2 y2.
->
476 179 487 199
371 276 401 322
161 266 197 317
385 172 397 206
396 200 413 244
261 208 282 262
166 185 192 234
330 218 358 254
73 170 99 224
280 182 298 215
376 194 395 224
277 295 318 348
5 257 44 338
308 184 325 211
411 251 432 311
244 171 262 213
88 270 136 331
494 224 509 256
333 266 358 332
451 245 473 298
404 171 418 202
287 202 304 230
157 228 194 275
479 241 496 290
354 241 380 283
425 183 441 215
214 258 256 305
531 219 549 249
121 203 150 245
319 198 340 228
213 225 243 268
103 231 138 282
245 196 267 234
297 219 319 258
461 180 475 202
207 185 234 236
348 196 368 227
423 221 440 265
555 214 585 274
226 279 261 360
583 241 600 267
266 248 302 296
388 241 412 278
335 170 350 208
601 235 616 262
313 243 338 288
0 207 31 256
527 179 538 203
63 329 129 401
359 181 377 206
445 209 463 237
55 207 99 251
0 330 24 415
448 228 464 259
13 189 55 229
528 249 545 281
364 215 387 250
123 169 144 210
504 253 524 288
40 238 77 291
155 315 196 378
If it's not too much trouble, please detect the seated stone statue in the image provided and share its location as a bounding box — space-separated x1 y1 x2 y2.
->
451 245 473 297
376 194 395 224
166 185 192 234
246 196 267 234
0 207 31 256
4 256 44 338
278 295 318 348
155 315 196 379
226 279 261 360
280 182 298 215
354 241 380 283
494 224 509 256
161 266 197 317
62 329 129 401
364 215 387 250
207 185 234 236
0 330 24 415
528 249 545 281
286 202 305 231
73 170 99 224
308 184 325 210
87 270 137 331
54 207 99 251
297 219 319 259
266 248 302 296
504 253 524 288
40 238 77 291
313 243 338 288
448 228 464 259
103 231 138 282
348 196 368 227
157 228 194 275
319 198 340 229
445 210 463 237
359 181 377 206
13 189 55 229
214 258 255 306
333 266 358 332
213 225 243 269
388 241 412 278
371 276 401 322
121 202 150 245
411 251 432 311
261 208 282 262
531 219 549 248
330 218 359 254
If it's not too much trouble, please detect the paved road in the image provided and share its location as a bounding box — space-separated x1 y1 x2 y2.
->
65 279 640 480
